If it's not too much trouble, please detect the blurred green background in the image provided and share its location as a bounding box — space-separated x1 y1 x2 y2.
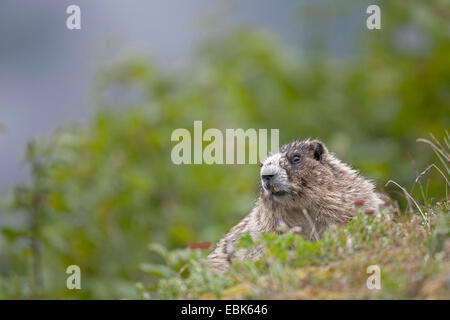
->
0 0 448 299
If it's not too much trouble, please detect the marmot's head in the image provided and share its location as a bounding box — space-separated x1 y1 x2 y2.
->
260 138 332 203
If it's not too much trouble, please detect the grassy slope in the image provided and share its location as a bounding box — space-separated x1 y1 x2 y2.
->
140 200 449 300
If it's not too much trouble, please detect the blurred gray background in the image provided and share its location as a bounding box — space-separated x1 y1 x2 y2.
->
0 0 366 196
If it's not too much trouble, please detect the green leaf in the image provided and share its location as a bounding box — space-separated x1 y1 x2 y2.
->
1 228 27 240
139 263 175 278
147 243 168 260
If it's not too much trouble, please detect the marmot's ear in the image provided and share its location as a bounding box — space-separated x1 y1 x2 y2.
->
309 140 327 161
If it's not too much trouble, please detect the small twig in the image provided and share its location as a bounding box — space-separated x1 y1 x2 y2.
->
444 136 450 150
302 209 320 241
444 131 450 149
417 138 449 176
413 164 450 188
385 180 429 228
416 137 449 162
414 163 449 200
408 152 428 204
430 133 446 152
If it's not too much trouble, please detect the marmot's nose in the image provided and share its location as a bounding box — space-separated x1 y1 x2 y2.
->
262 174 274 183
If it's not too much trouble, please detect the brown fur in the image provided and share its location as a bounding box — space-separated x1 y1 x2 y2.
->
208 138 383 271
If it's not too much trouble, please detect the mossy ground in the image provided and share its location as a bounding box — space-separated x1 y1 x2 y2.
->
139 200 449 300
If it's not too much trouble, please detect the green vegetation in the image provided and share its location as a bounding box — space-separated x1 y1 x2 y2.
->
0 0 448 299
141 203 449 299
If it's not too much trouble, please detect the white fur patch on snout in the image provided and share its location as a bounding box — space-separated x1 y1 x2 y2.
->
260 153 283 177
260 153 290 196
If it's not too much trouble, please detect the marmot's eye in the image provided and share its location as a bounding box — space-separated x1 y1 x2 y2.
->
291 155 301 164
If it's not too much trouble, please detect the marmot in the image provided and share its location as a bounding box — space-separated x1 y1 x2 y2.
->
208 138 383 271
